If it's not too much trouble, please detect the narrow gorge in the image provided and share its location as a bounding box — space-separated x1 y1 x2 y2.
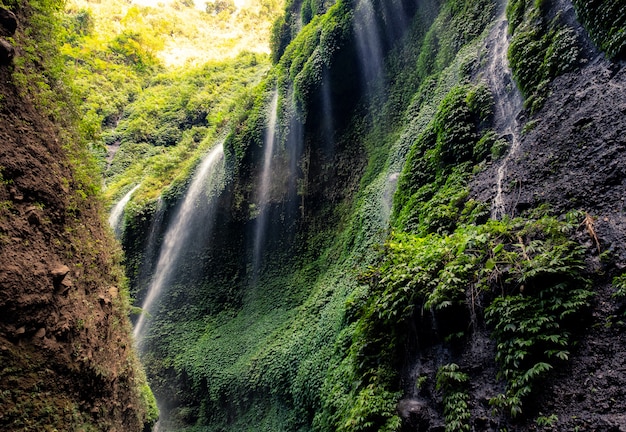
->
1 0 625 431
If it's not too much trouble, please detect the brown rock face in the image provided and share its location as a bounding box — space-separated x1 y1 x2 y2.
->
0 4 150 431
0 7 17 36
0 38 14 65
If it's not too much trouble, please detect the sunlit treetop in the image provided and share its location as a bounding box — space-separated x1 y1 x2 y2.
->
65 0 284 67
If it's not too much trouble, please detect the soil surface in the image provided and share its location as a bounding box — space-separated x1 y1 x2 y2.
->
0 10 148 432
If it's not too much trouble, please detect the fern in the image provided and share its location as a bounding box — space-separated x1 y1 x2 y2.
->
436 364 471 432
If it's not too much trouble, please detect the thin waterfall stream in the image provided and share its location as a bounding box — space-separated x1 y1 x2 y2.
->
251 90 279 282
133 143 224 345
108 184 140 236
354 0 384 92
485 9 524 219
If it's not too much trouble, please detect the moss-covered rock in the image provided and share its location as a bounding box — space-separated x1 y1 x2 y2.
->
572 0 626 60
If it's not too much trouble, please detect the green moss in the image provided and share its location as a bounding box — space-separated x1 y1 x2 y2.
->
139 382 159 427
271 0 338 63
392 83 495 232
572 0 626 60
507 0 581 112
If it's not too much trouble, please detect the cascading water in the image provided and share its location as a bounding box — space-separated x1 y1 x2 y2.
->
286 92 305 221
353 0 413 95
485 9 524 219
379 0 409 45
134 197 165 302
353 0 385 91
108 184 140 237
133 143 224 345
320 70 335 154
251 90 279 282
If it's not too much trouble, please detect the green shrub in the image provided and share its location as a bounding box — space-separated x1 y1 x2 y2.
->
357 211 592 424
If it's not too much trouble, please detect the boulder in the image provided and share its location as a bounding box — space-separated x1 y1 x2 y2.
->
397 398 432 430
61 276 73 288
51 265 71 279
0 38 14 65
0 7 17 37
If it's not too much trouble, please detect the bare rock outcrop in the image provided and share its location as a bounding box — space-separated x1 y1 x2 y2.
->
0 7 16 65
0 7 17 36
0 38 14 65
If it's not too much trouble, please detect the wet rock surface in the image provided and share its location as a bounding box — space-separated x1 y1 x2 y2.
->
473 57 626 261
470 47 626 432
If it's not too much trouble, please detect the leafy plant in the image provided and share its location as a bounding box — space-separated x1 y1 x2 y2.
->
436 363 471 432
485 215 592 417
612 273 626 298
536 413 558 427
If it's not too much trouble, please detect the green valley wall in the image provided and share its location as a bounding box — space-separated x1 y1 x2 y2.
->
123 0 626 431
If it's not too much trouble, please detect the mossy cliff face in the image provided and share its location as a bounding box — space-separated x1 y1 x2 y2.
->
0 0 156 430
572 0 626 60
122 0 626 431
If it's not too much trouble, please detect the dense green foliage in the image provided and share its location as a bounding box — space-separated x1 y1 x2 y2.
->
61 8 157 151
392 83 494 233
106 52 268 204
572 0 626 60
290 1 500 430
132 0 503 430
358 211 591 427
506 0 580 112
437 364 471 432
58 0 280 209
113 0 606 430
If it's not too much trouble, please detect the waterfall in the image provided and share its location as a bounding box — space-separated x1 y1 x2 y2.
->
133 143 224 345
108 184 140 237
320 70 335 155
353 0 412 94
379 0 409 45
286 92 305 221
354 0 385 91
251 90 279 281
485 11 524 219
